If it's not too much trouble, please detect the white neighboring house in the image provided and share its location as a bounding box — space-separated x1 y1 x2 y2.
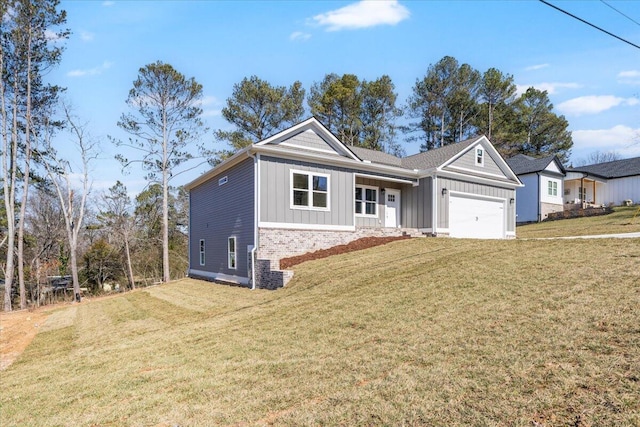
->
564 156 640 207
506 154 566 223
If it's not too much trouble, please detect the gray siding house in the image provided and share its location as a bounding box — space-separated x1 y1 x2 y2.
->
186 118 522 289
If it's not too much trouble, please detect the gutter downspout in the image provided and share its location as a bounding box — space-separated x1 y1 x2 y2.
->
248 150 258 290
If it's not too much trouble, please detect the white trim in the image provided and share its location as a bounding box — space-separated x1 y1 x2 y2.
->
506 231 516 236
290 169 331 211
259 222 355 231
252 153 260 290
438 136 522 183
437 169 523 188
446 164 511 180
355 184 379 218
254 145 417 179
189 269 249 286
432 174 438 233
277 142 340 155
255 118 360 161
228 236 237 270
354 172 416 185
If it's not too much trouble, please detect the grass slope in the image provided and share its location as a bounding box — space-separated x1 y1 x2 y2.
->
517 206 640 238
1 238 639 426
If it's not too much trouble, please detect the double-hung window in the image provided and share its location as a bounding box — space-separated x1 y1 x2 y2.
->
291 170 329 210
199 239 205 266
355 186 377 216
548 181 558 196
228 237 236 270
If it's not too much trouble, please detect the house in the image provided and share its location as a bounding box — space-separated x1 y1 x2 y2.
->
506 154 566 223
186 118 522 289
564 156 640 207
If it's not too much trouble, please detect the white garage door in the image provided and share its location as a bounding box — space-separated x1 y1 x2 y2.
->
449 194 505 239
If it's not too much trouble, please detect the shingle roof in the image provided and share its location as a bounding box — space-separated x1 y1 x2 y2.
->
348 137 480 170
506 154 565 175
569 156 640 179
400 137 479 170
348 146 404 167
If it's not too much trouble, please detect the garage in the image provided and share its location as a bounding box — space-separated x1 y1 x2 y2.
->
449 194 505 239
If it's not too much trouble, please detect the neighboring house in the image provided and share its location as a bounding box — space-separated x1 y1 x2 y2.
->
506 154 566 223
564 156 640 207
186 118 522 289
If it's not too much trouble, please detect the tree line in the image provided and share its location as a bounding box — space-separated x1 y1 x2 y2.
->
2 0 574 311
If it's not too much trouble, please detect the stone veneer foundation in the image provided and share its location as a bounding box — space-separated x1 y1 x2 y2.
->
255 227 424 289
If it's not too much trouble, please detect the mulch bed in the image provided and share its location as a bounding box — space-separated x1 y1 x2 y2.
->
279 235 411 270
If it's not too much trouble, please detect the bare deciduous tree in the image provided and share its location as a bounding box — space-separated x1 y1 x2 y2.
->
43 104 97 302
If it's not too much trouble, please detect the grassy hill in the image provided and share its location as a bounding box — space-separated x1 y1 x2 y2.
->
1 237 639 426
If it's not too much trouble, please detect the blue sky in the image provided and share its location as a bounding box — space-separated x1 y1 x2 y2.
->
49 0 640 196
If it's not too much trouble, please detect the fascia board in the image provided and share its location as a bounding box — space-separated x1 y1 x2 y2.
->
252 145 418 179
184 147 252 190
255 117 360 161
436 169 524 188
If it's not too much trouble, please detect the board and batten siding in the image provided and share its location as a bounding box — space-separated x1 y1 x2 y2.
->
189 157 254 279
259 156 354 227
600 176 640 206
437 177 515 232
447 146 506 178
402 176 432 229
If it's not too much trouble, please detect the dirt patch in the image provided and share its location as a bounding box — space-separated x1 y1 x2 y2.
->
0 308 49 370
279 235 411 270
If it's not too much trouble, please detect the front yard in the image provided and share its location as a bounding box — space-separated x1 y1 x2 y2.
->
1 235 638 426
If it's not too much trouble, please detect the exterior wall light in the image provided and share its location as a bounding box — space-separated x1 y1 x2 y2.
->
441 188 448 196
510 198 515 204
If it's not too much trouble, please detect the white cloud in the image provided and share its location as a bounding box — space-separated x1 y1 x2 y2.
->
311 0 410 31
290 31 311 42
67 61 113 77
524 63 549 71
197 95 222 117
516 82 581 95
102 1 114 6
557 95 639 116
617 70 640 85
572 125 640 157
80 31 94 42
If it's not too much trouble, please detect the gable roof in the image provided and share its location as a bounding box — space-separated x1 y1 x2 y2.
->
401 138 477 170
568 156 640 179
506 154 566 175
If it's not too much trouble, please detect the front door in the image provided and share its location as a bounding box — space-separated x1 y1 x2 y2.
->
384 189 401 228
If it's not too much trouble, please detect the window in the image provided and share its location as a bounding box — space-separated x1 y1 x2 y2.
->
476 147 484 166
355 186 377 216
547 181 558 196
387 194 395 202
578 186 587 201
228 237 236 269
291 171 329 210
199 239 205 266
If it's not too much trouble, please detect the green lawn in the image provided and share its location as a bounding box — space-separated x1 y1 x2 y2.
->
1 237 639 426
517 206 640 238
